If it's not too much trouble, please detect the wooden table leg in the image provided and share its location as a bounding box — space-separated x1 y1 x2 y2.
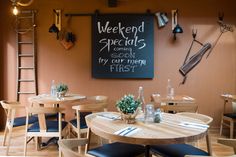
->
145 145 150 157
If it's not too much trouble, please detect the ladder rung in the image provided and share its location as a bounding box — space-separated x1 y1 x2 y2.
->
19 54 34 57
18 41 33 44
17 29 33 33
19 67 34 69
18 92 35 94
18 79 35 82
18 16 33 19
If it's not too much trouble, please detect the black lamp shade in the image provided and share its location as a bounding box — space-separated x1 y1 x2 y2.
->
173 24 183 34
49 24 59 33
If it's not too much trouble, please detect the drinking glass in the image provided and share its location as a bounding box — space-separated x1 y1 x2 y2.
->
145 104 155 123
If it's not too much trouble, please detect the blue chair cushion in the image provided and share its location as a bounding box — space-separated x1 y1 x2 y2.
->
13 116 38 127
87 142 145 157
28 120 67 132
69 119 87 129
150 144 209 157
224 113 236 119
70 112 91 129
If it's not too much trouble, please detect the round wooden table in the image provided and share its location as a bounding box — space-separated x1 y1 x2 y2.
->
28 93 86 106
86 112 209 156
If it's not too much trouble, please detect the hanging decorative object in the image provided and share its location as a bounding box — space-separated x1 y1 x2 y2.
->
179 12 234 85
11 0 34 15
206 12 234 58
179 29 211 84
155 12 168 28
59 16 76 50
49 9 61 40
172 9 183 40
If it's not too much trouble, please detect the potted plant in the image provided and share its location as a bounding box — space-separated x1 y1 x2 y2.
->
56 83 68 98
116 94 141 124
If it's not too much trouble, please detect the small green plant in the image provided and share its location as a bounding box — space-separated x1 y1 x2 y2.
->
116 94 141 114
56 83 68 92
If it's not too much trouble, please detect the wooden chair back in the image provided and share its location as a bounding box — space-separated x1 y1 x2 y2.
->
58 138 88 157
177 112 213 125
0 100 25 155
70 94 108 141
160 104 198 113
87 95 108 102
218 138 236 154
26 107 64 132
0 100 24 117
72 102 107 112
178 112 213 155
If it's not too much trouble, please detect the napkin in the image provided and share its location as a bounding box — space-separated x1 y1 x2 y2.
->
221 94 233 98
97 113 120 120
114 127 140 136
183 96 194 100
179 122 209 129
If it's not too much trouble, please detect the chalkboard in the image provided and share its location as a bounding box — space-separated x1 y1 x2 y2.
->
92 14 154 78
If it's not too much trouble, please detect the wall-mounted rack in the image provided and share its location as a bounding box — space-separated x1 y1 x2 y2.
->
64 10 153 17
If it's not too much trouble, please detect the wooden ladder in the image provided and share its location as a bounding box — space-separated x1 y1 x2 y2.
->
16 10 38 101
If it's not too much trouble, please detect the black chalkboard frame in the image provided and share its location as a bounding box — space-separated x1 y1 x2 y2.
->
92 13 154 79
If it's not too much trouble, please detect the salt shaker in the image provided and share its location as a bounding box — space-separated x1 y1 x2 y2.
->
154 108 162 123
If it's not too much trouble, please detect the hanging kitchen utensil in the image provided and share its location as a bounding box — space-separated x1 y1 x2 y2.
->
60 15 76 50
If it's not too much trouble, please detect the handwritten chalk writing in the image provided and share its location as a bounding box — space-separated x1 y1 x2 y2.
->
92 14 154 78
111 52 135 59
111 59 125 64
113 47 132 52
98 57 109 65
97 21 144 38
127 59 146 66
110 64 137 72
99 36 145 52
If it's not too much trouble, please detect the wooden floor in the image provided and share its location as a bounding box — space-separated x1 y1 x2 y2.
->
0 128 234 157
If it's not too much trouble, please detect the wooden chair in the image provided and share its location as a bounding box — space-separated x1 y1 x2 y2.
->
150 112 213 157
69 95 108 138
160 103 198 113
185 138 236 157
178 112 213 154
58 138 89 157
220 101 236 139
0 100 38 155
24 106 68 157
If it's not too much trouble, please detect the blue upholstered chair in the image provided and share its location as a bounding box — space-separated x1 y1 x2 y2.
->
150 112 213 157
87 141 145 157
58 138 145 157
185 138 236 157
220 101 236 139
0 100 38 155
85 127 145 157
24 106 68 157
70 95 108 138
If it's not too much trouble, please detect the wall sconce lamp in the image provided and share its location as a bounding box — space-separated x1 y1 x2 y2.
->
155 12 169 28
11 0 34 15
172 9 183 40
48 9 61 39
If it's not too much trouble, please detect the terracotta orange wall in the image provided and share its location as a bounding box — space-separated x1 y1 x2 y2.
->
1 0 236 127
